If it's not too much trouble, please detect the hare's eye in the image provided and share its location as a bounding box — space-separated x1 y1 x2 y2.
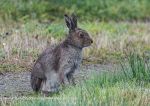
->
80 34 84 38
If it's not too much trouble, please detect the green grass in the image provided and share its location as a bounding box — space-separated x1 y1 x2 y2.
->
1 53 150 106
0 0 150 21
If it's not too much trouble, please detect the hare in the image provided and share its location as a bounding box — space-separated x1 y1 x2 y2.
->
30 13 93 95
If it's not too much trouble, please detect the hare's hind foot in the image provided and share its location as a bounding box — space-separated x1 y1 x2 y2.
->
42 90 60 97
41 79 60 96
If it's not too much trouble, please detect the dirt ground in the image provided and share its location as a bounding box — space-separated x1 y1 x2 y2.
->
0 64 117 97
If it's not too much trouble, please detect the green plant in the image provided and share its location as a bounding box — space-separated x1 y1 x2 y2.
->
0 0 150 21
121 52 150 82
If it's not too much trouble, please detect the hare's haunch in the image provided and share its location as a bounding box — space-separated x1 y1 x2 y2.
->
30 13 93 95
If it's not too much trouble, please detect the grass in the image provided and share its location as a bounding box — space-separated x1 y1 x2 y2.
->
1 1 150 105
0 0 150 21
1 52 150 106
0 21 150 72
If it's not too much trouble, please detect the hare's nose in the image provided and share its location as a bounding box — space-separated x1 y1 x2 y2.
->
91 39 93 43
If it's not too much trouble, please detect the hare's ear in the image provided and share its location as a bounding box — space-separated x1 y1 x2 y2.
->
71 13 77 28
64 14 75 31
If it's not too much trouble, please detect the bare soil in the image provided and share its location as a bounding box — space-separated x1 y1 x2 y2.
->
0 64 117 97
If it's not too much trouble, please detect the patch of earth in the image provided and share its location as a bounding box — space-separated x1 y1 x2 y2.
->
0 64 118 97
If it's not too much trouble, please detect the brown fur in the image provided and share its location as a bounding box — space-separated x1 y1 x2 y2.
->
31 13 93 94
52 40 70 71
52 45 61 71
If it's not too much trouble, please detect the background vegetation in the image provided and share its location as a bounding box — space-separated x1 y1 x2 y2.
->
0 0 150 21
0 21 150 72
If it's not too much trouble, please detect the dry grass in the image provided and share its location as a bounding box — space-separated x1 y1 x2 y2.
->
0 21 150 72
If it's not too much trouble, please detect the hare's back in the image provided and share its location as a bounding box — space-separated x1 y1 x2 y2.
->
31 44 57 78
36 44 57 64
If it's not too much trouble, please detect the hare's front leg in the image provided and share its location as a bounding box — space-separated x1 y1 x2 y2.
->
59 64 76 85
66 72 76 85
59 71 69 85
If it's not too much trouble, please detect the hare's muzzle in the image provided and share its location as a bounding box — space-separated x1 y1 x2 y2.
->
90 39 93 44
83 38 93 47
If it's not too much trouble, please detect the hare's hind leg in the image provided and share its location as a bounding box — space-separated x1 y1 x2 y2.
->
31 75 42 92
41 71 60 95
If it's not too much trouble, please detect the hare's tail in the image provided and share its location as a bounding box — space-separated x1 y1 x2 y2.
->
31 75 42 92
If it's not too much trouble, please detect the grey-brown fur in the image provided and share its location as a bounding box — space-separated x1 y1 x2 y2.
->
30 13 93 95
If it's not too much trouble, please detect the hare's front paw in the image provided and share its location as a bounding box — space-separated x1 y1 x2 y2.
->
63 76 70 85
66 73 76 85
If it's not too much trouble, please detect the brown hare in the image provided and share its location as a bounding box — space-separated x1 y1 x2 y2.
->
30 13 93 95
